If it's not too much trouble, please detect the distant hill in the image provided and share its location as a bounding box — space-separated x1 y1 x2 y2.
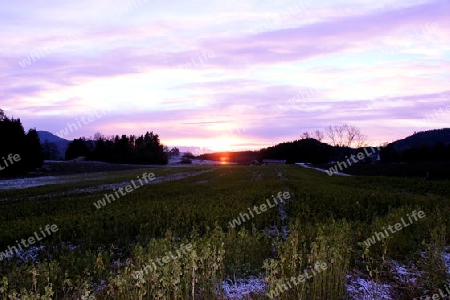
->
199 139 351 164
380 128 450 163
198 129 450 165
260 138 347 164
390 128 450 152
37 131 70 160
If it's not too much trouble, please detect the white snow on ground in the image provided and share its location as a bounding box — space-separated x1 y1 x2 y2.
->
222 277 267 299
0 174 112 190
0 242 79 264
220 260 420 300
443 247 450 273
0 160 230 191
419 246 450 274
389 260 421 285
0 169 215 197
295 163 351 176
0 176 63 190
346 256 450 299
10 246 46 262
0 169 215 203
346 260 411 300
346 274 393 300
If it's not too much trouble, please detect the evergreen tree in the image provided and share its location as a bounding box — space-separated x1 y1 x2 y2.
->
66 131 168 164
65 138 90 160
0 110 43 176
42 141 60 160
25 129 43 169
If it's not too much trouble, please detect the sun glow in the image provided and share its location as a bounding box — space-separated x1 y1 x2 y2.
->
202 135 240 152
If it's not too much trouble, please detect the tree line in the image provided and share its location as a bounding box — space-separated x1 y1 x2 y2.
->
0 109 173 177
0 110 43 177
300 124 367 148
65 132 170 165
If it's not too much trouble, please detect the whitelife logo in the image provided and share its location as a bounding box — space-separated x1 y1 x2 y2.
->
141 243 194 274
116 0 150 16
18 31 80 68
93 172 156 209
0 224 58 261
416 104 450 131
228 191 291 228
266 261 328 299
175 50 216 69
55 109 109 138
0 153 21 171
326 147 380 176
414 283 450 300
363 210 426 247
277 88 318 111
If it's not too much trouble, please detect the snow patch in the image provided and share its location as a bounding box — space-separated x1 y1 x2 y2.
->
443 247 450 273
346 274 393 300
390 260 421 285
296 163 351 177
0 242 79 264
222 277 267 299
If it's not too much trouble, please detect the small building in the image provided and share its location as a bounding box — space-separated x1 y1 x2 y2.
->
250 159 261 165
365 153 381 163
262 159 286 165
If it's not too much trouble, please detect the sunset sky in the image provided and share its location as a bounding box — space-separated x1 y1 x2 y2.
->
1 0 449 153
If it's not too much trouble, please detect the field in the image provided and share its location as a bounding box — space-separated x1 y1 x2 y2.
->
1 164 449 299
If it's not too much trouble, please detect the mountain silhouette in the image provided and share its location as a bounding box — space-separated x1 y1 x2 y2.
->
37 131 70 160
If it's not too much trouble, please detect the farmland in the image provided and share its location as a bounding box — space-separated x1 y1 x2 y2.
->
0 164 449 299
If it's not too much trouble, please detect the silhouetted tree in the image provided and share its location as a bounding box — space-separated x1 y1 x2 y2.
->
24 129 43 169
311 130 324 142
326 124 367 147
0 110 43 176
301 132 310 139
169 147 180 157
183 152 195 159
42 141 60 160
65 138 90 160
67 131 168 164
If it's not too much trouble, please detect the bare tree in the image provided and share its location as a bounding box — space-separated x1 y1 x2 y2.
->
311 130 324 142
326 125 346 146
346 125 359 147
169 147 180 157
0 109 5 121
325 125 337 146
336 124 347 147
301 131 310 139
354 131 368 148
93 132 104 140
326 124 367 147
